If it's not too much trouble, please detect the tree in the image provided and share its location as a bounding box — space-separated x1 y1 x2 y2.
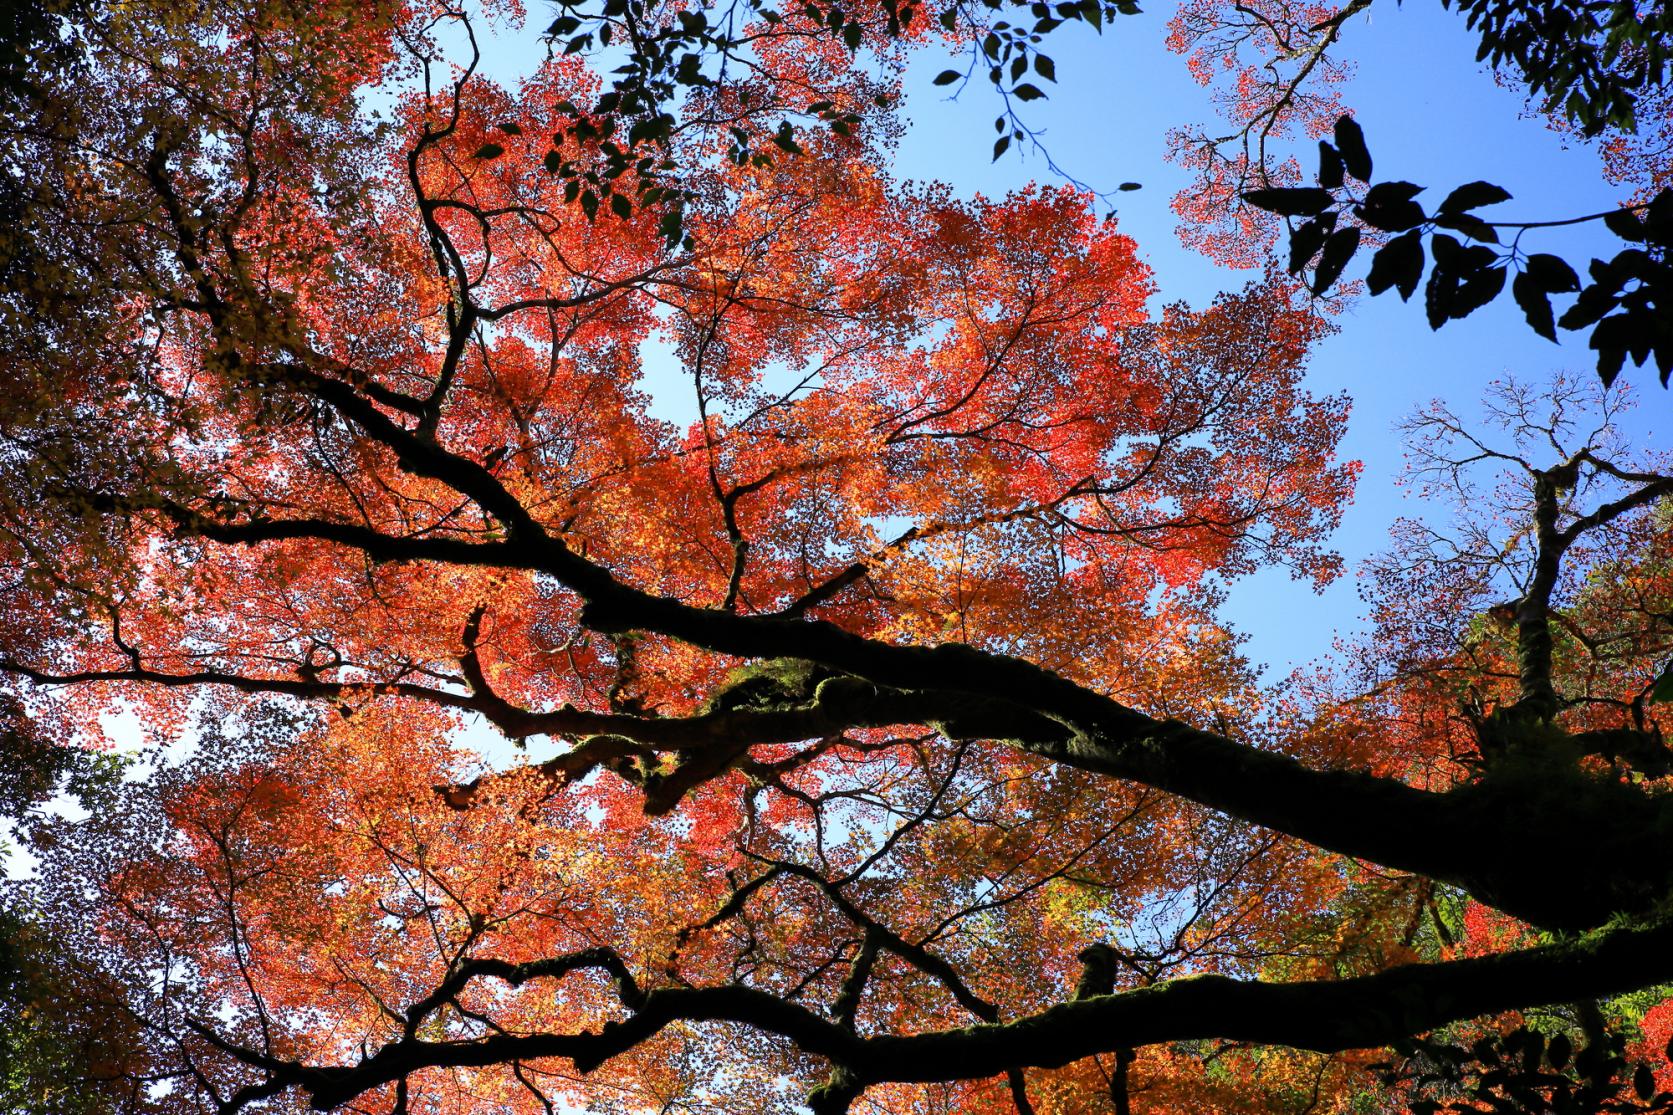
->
2 1 1672 1113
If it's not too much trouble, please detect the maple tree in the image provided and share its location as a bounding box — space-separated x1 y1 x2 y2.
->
1 0 1672 1113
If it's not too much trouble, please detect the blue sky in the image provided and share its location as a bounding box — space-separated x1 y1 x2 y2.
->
874 2 1662 678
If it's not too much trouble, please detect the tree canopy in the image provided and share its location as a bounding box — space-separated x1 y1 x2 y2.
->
1 1 1672 1112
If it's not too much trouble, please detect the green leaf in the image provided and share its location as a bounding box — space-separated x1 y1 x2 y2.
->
543 150 563 174
771 123 802 154
580 190 599 221
1117 181 1141 191
1013 82 1046 101
992 134 1011 160
497 121 523 135
1034 54 1056 81
472 143 505 160
659 208 684 245
611 194 632 220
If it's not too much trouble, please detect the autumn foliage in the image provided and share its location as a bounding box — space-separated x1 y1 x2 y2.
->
0 1 1671 1113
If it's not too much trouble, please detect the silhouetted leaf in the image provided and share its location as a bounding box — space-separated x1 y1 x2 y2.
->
1424 233 1467 328
1364 181 1423 205
1513 272 1557 341
1313 226 1360 293
1317 141 1344 189
1435 212 1500 243
1334 115 1371 180
1559 285 1621 330
1438 181 1512 212
1367 230 1424 300
1288 215 1333 273
1521 1030 1545 1075
1525 253 1581 293
1453 262 1506 315
1646 188 1673 245
1605 207 1646 241
1359 181 1426 231
1243 187 1333 216
771 122 802 153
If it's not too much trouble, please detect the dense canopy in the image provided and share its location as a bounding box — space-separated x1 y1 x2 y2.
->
0 1 1671 1113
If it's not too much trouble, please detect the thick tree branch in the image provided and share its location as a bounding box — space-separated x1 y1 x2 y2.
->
87 388 1673 929
220 915 1673 1112
122 479 1673 929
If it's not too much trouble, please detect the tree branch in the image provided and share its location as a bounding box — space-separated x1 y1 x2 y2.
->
220 915 1673 1112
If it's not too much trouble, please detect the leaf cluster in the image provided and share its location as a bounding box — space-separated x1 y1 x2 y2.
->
931 0 1135 163
1443 0 1673 137
1378 1024 1673 1115
1245 117 1673 387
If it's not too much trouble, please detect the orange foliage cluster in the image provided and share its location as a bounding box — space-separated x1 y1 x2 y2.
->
1164 0 1355 266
